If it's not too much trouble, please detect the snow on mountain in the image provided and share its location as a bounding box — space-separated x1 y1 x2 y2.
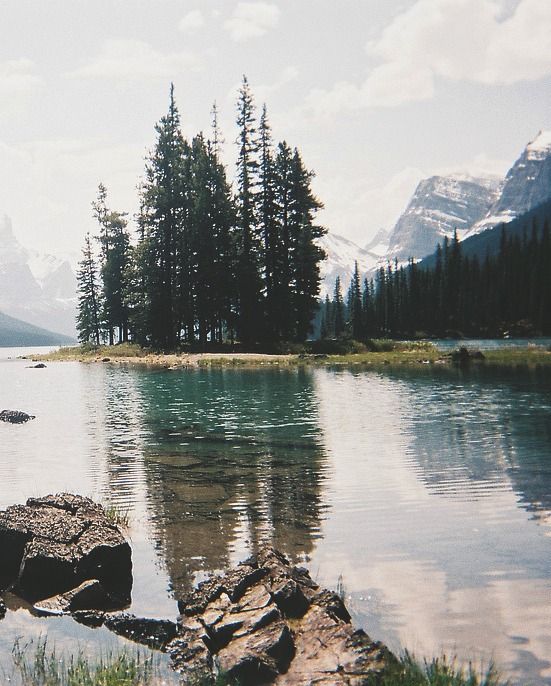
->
386 174 502 262
465 130 551 239
0 214 77 338
318 231 381 296
364 228 391 257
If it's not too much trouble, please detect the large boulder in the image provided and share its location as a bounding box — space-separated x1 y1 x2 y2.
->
0 494 132 605
163 547 395 685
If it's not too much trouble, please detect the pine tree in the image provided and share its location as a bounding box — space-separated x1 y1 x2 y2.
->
288 148 326 340
333 276 345 338
76 233 101 345
347 261 363 340
138 83 188 349
235 75 263 345
92 184 131 344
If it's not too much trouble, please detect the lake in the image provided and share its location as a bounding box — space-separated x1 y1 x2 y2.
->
1 349 550 684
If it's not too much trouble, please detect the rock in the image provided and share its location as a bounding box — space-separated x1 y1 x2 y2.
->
0 598 5 620
450 347 485 365
0 410 35 424
33 579 123 616
27 363 47 368
0 493 132 605
163 547 395 684
104 613 178 650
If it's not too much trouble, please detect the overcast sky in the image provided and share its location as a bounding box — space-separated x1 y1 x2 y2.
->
2 0 551 256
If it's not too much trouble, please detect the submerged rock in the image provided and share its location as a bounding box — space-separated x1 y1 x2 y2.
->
104 613 179 650
0 410 35 424
0 493 132 606
162 547 395 685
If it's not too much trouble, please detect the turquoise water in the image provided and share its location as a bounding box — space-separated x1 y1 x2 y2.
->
1 352 550 684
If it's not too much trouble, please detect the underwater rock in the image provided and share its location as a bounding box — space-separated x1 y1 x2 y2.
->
0 410 35 424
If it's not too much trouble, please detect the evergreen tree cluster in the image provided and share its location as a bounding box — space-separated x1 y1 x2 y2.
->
77 79 326 349
321 219 551 340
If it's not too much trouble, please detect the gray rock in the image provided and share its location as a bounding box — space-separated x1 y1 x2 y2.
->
104 613 179 650
164 546 395 684
0 493 132 604
0 410 35 424
33 579 123 616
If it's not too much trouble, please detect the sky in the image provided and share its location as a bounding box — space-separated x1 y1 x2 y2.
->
2 0 551 257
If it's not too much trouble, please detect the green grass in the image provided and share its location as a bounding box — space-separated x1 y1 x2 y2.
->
9 639 174 686
378 652 508 686
102 502 131 529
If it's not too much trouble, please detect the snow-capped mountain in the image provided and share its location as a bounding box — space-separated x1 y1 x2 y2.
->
0 214 77 338
386 174 502 261
318 231 389 295
465 130 551 238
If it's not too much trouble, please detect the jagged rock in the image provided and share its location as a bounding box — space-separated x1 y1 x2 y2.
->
164 547 395 685
0 410 35 424
104 613 178 650
33 579 122 616
0 494 132 605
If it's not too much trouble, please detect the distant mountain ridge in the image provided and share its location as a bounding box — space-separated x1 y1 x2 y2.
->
465 130 551 238
0 214 77 337
0 310 75 347
386 174 502 261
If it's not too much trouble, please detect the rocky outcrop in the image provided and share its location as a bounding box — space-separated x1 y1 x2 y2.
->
0 494 132 606
166 547 394 685
0 410 35 424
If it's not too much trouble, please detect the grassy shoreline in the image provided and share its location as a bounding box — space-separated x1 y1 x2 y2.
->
28 341 551 369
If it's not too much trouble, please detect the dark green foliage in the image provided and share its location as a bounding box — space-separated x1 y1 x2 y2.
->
76 233 101 345
376 652 506 686
76 80 326 350
322 205 551 341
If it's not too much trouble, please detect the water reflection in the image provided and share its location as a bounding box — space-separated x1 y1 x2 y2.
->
1 358 551 684
126 368 328 596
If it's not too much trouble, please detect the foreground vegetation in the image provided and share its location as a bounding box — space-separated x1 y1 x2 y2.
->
32 339 551 370
6 641 509 686
9 640 174 686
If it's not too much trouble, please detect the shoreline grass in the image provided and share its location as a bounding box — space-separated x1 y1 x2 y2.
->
5 640 511 686
28 340 551 370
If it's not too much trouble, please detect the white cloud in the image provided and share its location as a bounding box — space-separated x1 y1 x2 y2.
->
68 39 202 80
179 10 205 33
303 0 551 115
0 58 42 103
224 2 280 42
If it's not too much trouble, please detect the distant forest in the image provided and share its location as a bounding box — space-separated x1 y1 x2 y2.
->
322 208 551 340
77 78 326 350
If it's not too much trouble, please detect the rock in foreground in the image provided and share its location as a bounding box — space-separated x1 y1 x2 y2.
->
0 493 132 606
0 410 35 424
165 547 394 685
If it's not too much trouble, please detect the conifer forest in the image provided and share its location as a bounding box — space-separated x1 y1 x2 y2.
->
77 78 326 350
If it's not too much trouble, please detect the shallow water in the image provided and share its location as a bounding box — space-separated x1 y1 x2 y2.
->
1 353 550 684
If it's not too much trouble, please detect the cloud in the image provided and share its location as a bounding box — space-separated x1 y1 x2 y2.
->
179 10 205 33
0 58 42 103
224 2 280 42
303 0 551 115
69 39 202 80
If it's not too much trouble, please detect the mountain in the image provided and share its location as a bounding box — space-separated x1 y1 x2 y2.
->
318 231 384 296
0 310 75 346
465 130 551 238
386 174 502 261
0 214 77 337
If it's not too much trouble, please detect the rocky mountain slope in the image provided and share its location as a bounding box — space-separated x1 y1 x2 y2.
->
386 174 502 261
0 215 77 338
0 310 75 346
465 130 551 238
318 231 388 296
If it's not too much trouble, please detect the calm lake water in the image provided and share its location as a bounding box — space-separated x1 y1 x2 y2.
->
1 348 551 684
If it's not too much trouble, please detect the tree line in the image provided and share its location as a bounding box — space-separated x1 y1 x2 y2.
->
321 218 551 340
77 78 326 350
